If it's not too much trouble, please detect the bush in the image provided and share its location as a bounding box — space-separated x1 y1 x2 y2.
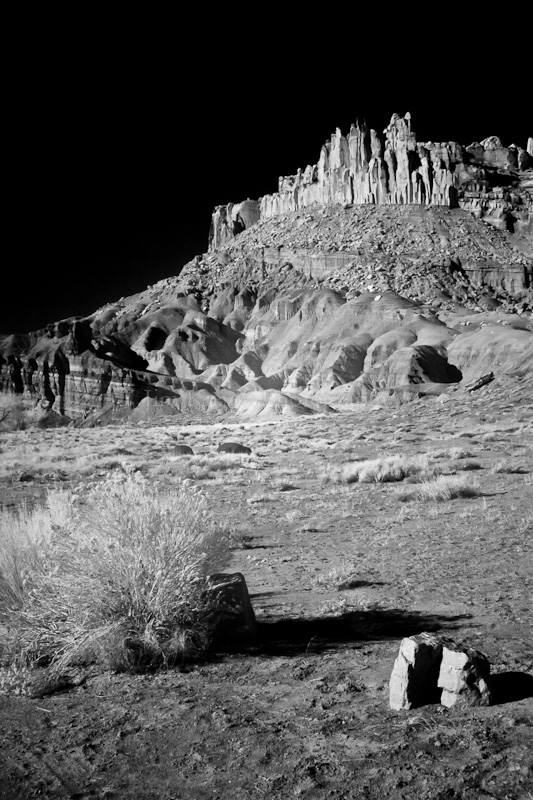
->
0 470 232 676
180 453 259 480
322 454 438 485
491 460 529 474
396 474 482 502
0 395 28 431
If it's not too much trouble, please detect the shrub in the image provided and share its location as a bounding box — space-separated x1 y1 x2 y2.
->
396 474 482 502
0 395 28 431
491 461 528 474
322 454 438 485
456 461 483 471
180 453 259 480
447 447 474 460
0 470 232 676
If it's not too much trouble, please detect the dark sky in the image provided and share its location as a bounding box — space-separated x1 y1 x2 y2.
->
5 16 532 334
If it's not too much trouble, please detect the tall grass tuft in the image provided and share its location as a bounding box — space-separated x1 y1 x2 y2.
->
0 469 232 676
396 474 482 502
322 454 438 485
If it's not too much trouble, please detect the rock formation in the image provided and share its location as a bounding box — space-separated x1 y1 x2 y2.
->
203 573 257 644
390 634 493 710
1 112 532 425
438 642 493 708
209 113 532 249
389 632 443 710
209 200 260 250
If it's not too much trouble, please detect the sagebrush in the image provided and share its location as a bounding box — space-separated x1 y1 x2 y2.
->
396 474 482 502
0 469 232 676
322 454 439 484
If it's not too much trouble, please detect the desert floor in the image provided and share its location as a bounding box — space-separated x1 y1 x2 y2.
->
1 377 532 799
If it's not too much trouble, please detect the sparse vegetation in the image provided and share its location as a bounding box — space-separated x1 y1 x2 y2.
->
456 460 483 470
0 469 232 682
0 381 532 796
180 453 260 480
396 474 482 502
491 460 529 474
0 395 28 431
448 446 475 459
313 563 361 591
322 453 439 484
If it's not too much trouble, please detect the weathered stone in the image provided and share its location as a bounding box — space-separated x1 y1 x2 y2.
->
209 200 260 251
172 444 194 455
438 642 493 707
389 632 443 710
217 441 252 454
208 113 532 249
204 572 257 644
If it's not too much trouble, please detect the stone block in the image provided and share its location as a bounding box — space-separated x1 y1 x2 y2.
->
204 572 257 644
389 632 443 710
438 643 492 707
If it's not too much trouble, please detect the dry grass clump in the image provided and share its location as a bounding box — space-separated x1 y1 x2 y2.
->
0 395 29 431
180 453 260 480
491 461 529 475
314 563 360 591
0 469 232 686
396 474 482 502
448 446 474 459
322 454 438 485
429 446 474 460
456 460 483 471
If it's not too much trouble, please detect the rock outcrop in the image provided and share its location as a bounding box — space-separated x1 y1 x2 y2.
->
390 634 493 710
209 200 260 251
210 113 532 249
1 112 532 425
389 632 443 710
438 642 493 708
203 573 257 644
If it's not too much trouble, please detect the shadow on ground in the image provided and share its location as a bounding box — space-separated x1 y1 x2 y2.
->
490 671 533 704
218 609 472 657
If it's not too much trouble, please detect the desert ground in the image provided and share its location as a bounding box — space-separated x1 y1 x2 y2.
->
0 375 532 799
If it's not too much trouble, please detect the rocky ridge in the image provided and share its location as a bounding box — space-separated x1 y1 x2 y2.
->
210 114 532 253
1 113 532 425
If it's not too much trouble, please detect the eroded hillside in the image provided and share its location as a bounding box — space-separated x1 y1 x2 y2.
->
1 117 532 427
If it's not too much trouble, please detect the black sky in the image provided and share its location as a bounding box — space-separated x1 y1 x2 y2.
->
5 14 532 334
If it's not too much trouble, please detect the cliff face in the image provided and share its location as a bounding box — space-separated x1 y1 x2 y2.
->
209 200 260 250
2 112 532 425
209 114 532 251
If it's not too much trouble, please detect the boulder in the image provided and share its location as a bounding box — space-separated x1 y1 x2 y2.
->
438 642 493 707
204 572 256 644
389 632 443 710
172 444 194 455
217 441 252 454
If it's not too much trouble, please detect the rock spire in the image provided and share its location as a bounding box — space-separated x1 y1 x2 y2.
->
208 113 532 250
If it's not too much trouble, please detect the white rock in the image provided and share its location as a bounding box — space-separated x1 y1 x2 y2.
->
389 632 443 710
438 643 492 707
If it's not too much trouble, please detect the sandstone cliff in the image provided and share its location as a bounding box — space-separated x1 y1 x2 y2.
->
209 113 532 251
2 112 532 426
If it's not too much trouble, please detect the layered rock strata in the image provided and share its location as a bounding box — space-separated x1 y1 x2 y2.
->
2 114 532 424
202 205 533 301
